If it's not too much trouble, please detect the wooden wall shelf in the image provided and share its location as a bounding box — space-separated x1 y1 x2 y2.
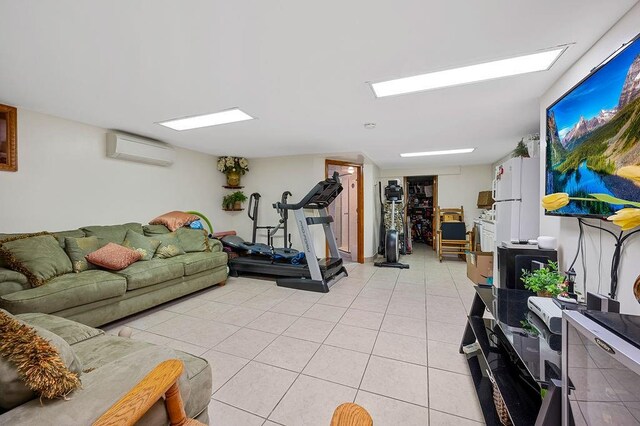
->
222 208 244 212
223 185 244 189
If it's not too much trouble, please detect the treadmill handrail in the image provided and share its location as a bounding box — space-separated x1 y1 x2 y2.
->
274 172 341 211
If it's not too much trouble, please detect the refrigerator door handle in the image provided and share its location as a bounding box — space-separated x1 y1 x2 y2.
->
491 179 497 200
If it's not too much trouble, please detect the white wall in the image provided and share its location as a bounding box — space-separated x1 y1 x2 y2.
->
230 155 326 254
364 162 380 259
540 3 640 315
380 165 494 230
0 109 231 233
233 155 381 259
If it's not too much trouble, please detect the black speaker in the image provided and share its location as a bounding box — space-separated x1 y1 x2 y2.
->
497 245 557 289
586 292 620 313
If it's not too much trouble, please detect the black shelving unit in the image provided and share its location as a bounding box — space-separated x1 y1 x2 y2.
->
461 286 547 425
407 177 434 245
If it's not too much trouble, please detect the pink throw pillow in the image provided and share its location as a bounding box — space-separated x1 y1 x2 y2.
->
149 211 199 232
85 243 142 271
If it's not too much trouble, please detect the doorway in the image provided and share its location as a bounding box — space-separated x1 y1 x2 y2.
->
405 176 438 251
325 160 364 263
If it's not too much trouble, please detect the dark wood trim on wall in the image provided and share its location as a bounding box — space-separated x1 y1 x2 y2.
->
0 103 17 172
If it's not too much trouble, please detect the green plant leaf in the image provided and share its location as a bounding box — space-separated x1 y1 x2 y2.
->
589 193 640 208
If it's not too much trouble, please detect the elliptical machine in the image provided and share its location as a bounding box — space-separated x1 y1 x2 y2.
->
375 180 410 269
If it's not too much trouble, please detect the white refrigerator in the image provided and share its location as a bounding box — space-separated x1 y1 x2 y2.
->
492 157 540 284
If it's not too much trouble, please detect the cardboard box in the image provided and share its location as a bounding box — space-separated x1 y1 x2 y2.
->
466 251 494 285
477 191 494 209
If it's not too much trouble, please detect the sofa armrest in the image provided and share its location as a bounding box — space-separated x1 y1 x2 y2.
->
0 267 29 297
0 347 192 426
209 238 223 252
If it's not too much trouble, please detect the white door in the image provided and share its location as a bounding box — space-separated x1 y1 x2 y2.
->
348 174 358 256
340 175 350 251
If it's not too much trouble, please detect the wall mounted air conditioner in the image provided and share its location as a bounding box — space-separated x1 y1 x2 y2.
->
106 133 175 166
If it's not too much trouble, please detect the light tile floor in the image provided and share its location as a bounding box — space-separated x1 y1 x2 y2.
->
102 244 484 425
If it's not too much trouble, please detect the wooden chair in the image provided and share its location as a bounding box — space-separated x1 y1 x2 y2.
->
331 403 373 426
436 206 471 262
93 359 203 426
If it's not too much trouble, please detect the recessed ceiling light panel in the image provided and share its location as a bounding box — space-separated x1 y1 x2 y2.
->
158 108 254 131
400 148 475 157
371 47 567 98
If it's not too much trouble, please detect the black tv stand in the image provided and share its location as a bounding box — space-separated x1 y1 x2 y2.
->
460 286 563 425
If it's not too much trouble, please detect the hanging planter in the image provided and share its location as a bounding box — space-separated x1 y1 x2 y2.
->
226 170 241 187
217 156 249 187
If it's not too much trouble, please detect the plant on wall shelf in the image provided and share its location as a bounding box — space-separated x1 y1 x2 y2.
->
521 261 567 297
222 191 248 210
217 156 249 186
512 138 530 158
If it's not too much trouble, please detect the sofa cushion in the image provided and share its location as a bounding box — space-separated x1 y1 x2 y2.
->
86 243 142 271
177 349 212 418
0 309 82 410
122 230 161 261
16 312 104 345
0 233 73 287
0 346 196 425
153 232 186 259
65 236 100 273
0 270 127 314
115 259 184 291
52 229 85 249
71 334 207 420
81 223 143 247
149 211 199 232
169 252 228 276
143 224 171 236
177 228 210 253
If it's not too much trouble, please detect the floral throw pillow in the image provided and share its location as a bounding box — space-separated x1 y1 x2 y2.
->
153 232 186 259
85 243 142 271
64 236 100 273
122 230 161 261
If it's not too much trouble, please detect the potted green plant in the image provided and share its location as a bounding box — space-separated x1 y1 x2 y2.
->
520 261 567 297
512 138 530 158
222 191 247 210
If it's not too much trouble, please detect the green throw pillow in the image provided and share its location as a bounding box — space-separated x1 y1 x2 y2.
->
0 234 73 287
52 230 85 249
153 232 186 259
64 236 100 273
122 230 161 261
81 223 143 247
176 228 210 253
143 224 171 236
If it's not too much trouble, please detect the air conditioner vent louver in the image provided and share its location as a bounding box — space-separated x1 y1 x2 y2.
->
106 133 175 166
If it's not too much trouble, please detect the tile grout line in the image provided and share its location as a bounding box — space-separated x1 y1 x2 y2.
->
260 269 375 422
355 270 399 395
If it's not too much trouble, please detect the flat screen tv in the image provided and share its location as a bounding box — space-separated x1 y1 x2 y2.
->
546 35 640 218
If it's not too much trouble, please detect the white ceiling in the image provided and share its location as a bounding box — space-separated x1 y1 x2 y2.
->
0 1 637 169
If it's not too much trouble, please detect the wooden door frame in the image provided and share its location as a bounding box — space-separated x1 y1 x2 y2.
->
432 176 438 250
325 159 365 263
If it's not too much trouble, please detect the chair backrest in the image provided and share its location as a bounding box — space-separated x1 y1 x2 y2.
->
440 222 467 240
438 205 464 222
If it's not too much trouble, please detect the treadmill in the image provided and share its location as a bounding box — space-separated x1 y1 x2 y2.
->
225 172 348 293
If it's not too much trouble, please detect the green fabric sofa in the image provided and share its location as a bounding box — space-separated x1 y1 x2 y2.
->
0 312 212 424
0 222 228 327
